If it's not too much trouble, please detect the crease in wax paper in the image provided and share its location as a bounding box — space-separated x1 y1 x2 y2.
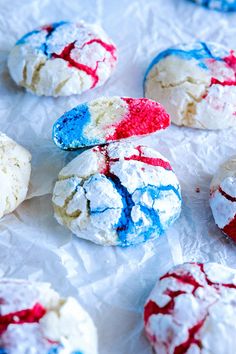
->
0 0 236 353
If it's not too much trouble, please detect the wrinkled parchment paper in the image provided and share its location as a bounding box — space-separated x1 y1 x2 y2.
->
0 0 236 353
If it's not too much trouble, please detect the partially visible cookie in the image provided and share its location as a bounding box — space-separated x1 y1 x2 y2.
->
0 132 31 218
144 41 236 129
0 278 98 354
144 262 236 354
8 21 117 96
193 0 236 11
52 141 181 247
210 156 236 241
53 97 170 150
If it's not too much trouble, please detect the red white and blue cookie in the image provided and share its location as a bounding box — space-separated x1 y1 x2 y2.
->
0 278 98 354
8 21 117 96
52 141 181 246
52 97 170 149
145 41 236 129
210 156 236 241
144 262 236 354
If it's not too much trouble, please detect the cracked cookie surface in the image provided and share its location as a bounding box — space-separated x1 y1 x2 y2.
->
0 278 98 354
0 132 31 219
210 156 236 241
144 262 236 354
144 42 236 130
52 141 182 246
8 21 117 97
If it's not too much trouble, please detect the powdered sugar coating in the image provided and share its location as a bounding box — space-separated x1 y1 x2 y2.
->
0 278 98 354
53 97 170 149
144 262 236 354
144 41 236 130
0 132 31 219
7 21 117 97
193 0 236 11
210 156 236 241
52 141 181 246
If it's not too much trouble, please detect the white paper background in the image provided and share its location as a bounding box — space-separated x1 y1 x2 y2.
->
0 0 236 353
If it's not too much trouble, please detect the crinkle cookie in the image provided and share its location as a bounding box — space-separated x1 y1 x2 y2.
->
52 141 181 247
53 97 170 150
144 41 236 130
144 262 236 354
0 132 31 218
210 156 236 241
193 0 236 11
8 21 117 97
0 278 98 354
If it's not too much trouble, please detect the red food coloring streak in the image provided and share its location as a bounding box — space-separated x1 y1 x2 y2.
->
96 145 172 176
106 98 170 141
223 217 236 242
173 320 204 354
210 51 236 88
145 263 236 353
219 186 236 202
53 42 99 88
0 303 46 335
41 25 54 33
81 38 117 61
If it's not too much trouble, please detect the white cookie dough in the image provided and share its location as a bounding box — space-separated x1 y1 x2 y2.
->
8 21 117 97
144 41 236 129
0 132 31 218
0 278 98 354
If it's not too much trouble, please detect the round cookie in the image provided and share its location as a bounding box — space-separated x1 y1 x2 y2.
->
192 0 236 11
0 278 98 354
210 156 236 241
144 262 236 354
53 97 170 150
52 141 181 247
144 41 236 130
0 132 31 219
8 21 117 97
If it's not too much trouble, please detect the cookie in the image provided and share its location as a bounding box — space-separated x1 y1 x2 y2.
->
52 141 181 246
8 21 117 97
193 0 236 11
210 156 236 241
144 262 236 354
53 97 170 150
0 278 98 354
144 41 236 130
0 132 31 219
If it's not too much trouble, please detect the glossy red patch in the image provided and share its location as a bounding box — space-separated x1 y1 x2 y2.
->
106 98 170 141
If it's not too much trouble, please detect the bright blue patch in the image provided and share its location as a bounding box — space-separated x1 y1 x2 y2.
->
0 349 7 354
16 21 69 57
144 41 223 82
192 0 236 11
53 104 101 150
108 177 181 247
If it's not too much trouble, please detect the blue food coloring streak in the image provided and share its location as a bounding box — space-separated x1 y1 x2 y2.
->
47 344 83 354
53 104 101 150
144 41 223 82
106 175 181 247
192 0 236 11
16 21 69 57
0 349 7 354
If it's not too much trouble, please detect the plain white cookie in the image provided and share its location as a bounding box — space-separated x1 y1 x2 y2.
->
8 21 117 97
144 42 236 130
0 278 98 354
0 132 31 218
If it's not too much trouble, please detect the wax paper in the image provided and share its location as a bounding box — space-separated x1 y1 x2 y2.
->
0 0 236 353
